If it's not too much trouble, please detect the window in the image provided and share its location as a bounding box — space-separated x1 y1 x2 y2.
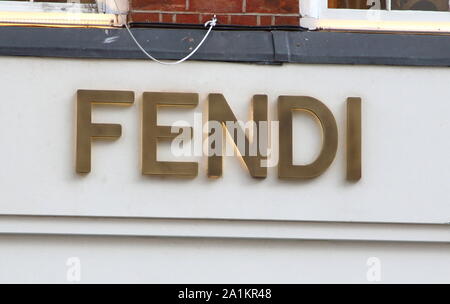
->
328 0 449 11
0 0 127 27
301 0 450 32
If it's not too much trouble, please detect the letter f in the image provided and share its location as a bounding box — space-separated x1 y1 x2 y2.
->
76 90 134 174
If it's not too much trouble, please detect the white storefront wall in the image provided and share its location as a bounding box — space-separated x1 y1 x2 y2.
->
0 57 448 283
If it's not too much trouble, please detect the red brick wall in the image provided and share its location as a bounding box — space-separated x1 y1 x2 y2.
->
129 0 300 26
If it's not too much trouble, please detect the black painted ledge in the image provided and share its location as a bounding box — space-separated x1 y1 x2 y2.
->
0 26 449 67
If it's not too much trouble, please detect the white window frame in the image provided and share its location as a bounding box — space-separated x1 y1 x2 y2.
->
0 0 129 27
300 0 450 33
0 1 98 14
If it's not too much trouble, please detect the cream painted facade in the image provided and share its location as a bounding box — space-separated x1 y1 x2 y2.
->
0 57 448 283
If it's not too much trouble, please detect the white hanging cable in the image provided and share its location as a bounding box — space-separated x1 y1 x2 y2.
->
112 0 217 65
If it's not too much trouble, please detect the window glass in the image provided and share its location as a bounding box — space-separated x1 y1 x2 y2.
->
328 0 387 9
392 0 449 11
328 0 449 10
0 0 96 2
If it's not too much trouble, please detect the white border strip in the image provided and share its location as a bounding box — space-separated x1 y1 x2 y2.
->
0 215 449 243
0 11 117 27
301 16 450 32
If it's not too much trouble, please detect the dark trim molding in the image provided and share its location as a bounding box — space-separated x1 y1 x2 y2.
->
0 26 449 67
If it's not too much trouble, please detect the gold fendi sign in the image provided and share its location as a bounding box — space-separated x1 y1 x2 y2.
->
76 90 362 181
